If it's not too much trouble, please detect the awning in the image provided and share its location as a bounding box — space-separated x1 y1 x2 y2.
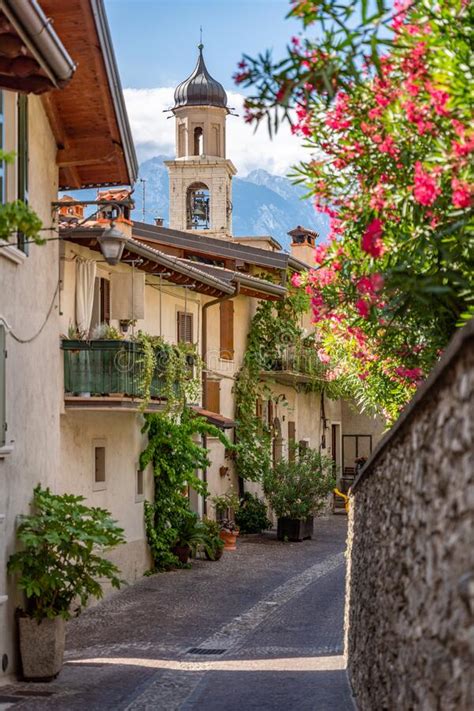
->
191 407 236 429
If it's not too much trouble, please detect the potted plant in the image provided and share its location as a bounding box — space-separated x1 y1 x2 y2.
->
263 448 336 542
210 488 240 521
235 492 272 534
219 519 240 551
170 511 207 565
201 517 225 561
7 485 125 681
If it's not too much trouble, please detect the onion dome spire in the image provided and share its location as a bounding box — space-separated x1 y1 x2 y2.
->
173 44 228 110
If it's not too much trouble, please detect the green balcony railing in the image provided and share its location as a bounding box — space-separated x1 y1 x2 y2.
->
62 340 166 398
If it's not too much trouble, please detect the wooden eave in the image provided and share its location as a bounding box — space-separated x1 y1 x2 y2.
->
39 0 137 190
61 228 234 298
0 1 76 94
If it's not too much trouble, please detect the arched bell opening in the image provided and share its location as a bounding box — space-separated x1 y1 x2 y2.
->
193 126 204 156
186 182 210 230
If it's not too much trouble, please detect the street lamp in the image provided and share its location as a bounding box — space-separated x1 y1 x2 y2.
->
98 221 130 265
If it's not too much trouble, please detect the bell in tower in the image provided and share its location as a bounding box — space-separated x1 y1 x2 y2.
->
165 44 237 237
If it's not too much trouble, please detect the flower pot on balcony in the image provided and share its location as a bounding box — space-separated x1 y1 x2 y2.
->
19 616 65 681
277 516 313 542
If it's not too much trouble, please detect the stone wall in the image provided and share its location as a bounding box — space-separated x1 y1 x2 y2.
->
345 321 474 711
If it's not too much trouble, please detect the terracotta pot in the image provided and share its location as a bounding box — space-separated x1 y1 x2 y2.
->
19 616 65 681
219 530 237 550
171 544 191 564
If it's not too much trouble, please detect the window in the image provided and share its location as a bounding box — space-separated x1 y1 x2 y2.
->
193 126 203 155
177 311 193 343
219 300 234 360
93 440 106 491
0 325 6 448
91 277 110 330
17 94 28 254
136 468 144 502
206 380 220 414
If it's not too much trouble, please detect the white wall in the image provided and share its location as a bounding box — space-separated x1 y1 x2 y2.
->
0 95 61 679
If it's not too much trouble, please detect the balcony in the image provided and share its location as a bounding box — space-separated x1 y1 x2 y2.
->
62 339 171 413
259 346 328 387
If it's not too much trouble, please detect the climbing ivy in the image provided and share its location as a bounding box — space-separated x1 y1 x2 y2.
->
140 408 232 571
135 332 202 414
234 284 346 482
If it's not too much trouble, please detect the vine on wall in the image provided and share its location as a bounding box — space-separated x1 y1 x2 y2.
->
141 409 231 571
234 284 345 481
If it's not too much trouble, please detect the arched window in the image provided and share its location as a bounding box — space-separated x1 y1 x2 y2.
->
186 182 210 230
193 127 203 156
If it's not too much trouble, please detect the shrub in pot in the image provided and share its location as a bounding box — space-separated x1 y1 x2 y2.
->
219 519 240 551
170 511 208 565
7 485 125 681
263 449 335 542
201 517 225 561
235 492 272 534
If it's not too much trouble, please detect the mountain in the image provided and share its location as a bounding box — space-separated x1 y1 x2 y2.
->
132 156 329 250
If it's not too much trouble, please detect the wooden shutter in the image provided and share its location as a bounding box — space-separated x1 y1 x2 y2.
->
288 421 296 462
267 400 274 427
177 311 193 343
100 278 110 324
219 300 234 360
206 380 220 414
0 326 6 447
17 94 29 254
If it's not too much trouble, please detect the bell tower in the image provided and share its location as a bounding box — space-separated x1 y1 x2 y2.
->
165 44 236 237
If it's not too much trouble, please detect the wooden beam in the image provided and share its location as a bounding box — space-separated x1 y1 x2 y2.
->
57 138 117 167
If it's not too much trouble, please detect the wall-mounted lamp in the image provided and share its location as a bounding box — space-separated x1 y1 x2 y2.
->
98 221 130 265
52 198 132 267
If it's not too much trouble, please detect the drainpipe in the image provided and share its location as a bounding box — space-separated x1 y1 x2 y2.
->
200 283 241 515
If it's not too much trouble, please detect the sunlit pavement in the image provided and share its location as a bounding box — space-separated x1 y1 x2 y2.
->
3 517 355 710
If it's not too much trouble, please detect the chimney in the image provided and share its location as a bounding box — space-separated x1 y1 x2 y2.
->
154 217 164 227
288 225 318 266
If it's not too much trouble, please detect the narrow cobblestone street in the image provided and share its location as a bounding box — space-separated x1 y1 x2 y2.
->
1 517 353 710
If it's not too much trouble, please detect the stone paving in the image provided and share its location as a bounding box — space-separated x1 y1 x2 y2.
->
0 516 354 710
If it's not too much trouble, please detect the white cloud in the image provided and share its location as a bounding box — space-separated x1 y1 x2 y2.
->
123 87 310 177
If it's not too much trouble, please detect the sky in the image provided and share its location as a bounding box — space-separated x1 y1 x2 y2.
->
104 0 310 176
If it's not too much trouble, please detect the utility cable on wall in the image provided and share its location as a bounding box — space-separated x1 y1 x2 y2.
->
8 281 60 344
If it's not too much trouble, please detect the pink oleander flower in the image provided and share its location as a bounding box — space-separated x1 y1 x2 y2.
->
356 273 384 296
451 178 472 209
426 84 450 116
361 219 385 258
452 138 474 157
395 366 423 381
413 162 441 206
291 273 302 287
355 299 371 318
317 348 331 364
314 243 328 264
